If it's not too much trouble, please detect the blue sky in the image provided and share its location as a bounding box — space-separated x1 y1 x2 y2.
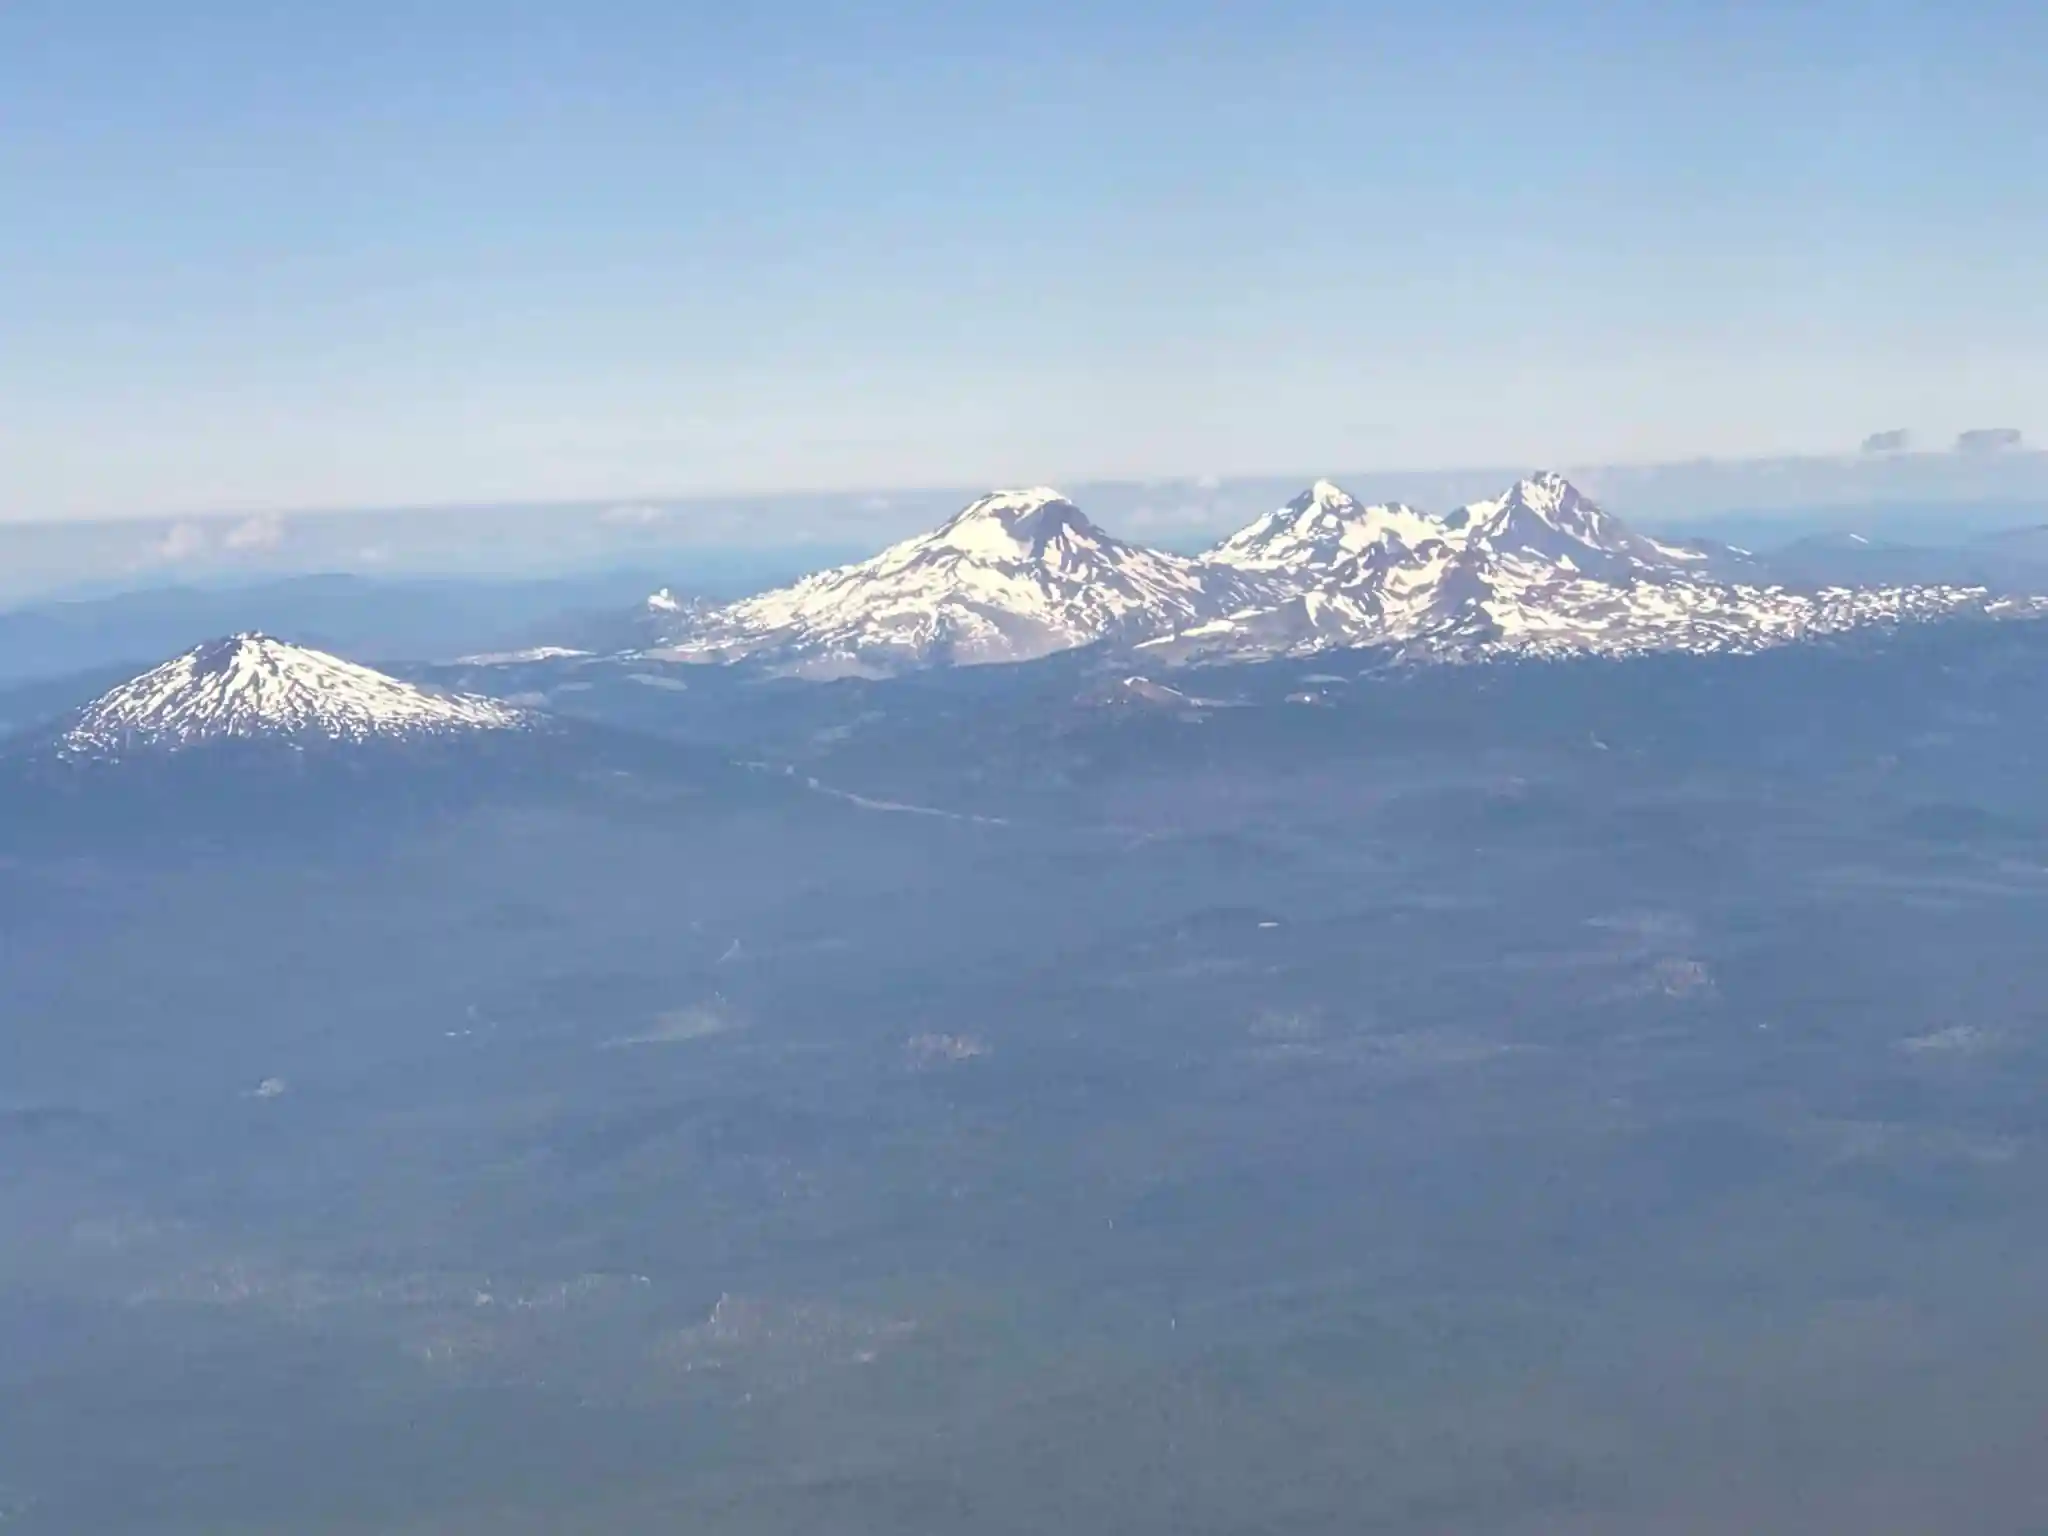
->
1 0 2042 521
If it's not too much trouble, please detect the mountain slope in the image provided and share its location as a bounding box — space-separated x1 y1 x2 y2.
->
58 633 531 759
653 489 1272 675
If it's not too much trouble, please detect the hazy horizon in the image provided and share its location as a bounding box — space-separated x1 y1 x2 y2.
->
0 446 2041 605
4 1 2043 523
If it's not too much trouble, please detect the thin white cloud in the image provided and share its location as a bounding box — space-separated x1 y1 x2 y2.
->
150 521 209 562
223 513 286 551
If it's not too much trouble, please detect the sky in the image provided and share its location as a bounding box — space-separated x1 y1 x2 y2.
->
1 0 2043 523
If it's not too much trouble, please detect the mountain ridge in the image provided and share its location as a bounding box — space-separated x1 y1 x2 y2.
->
643 475 2020 675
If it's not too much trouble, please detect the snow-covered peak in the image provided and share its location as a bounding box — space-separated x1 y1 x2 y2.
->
654 488 1272 673
1494 469 1576 517
927 487 1095 561
785 486 1123 594
62 633 532 758
1435 471 1691 578
1452 472 1611 543
1204 480 1440 575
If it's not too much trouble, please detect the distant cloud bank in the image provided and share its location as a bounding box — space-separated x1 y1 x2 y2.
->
1955 428 2024 455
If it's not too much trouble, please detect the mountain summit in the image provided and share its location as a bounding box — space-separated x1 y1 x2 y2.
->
60 633 532 759
653 488 1269 674
924 487 1102 560
1202 479 1438 576
1439 471 1715 578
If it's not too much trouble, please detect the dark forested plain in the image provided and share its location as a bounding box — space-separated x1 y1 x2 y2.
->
7 619 2048 1533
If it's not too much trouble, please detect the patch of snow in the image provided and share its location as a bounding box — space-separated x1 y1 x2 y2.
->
451 646 591 665
904 1032 990 1067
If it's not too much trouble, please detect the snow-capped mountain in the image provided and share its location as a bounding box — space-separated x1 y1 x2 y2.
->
1201 479 1438 576
59 633 533 759
618 472 2022 676
653 488 1273 675
1437 471 1718 576
1151 472 2005 663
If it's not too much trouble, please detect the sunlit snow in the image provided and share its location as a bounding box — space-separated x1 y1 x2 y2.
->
63 633 533 757
640 473 2020 674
